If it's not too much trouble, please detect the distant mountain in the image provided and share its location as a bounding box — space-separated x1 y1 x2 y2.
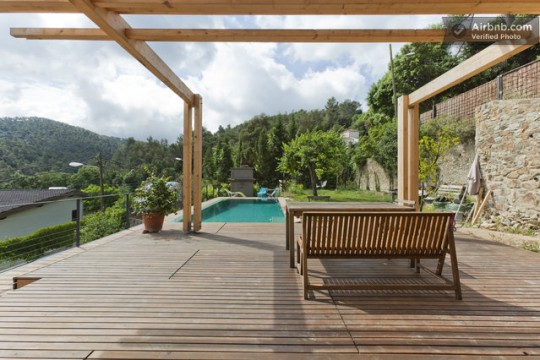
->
0 117 125 179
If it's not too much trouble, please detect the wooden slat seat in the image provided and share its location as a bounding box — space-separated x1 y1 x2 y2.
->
297 211 462 300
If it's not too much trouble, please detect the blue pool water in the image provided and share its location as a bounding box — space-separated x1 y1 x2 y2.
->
178 198 285 223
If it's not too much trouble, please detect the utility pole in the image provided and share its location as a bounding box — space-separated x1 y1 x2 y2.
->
96 152 105 212
389 44 397 117
70 153 106 212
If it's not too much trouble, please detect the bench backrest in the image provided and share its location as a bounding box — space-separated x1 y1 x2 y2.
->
302 212 453 258
437 185 465 198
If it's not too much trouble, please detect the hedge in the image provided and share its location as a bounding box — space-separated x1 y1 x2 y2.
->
0 222 77 263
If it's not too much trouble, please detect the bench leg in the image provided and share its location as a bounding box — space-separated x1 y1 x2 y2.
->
296 242 303 275
447 232 463 300
436 257 445 275
303 253 309 300
409 258 420 273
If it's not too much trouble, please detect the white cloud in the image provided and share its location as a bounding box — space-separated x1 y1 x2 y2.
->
0 79 89 122
1 13 443 141
184 42 367 131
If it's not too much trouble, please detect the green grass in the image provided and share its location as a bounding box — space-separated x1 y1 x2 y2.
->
522 241 539 253
284 188 392 202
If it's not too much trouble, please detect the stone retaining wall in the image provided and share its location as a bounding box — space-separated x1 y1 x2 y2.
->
357 158 395 192
475 99 540 227
439 141 476 186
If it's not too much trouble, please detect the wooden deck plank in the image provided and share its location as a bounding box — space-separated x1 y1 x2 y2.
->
0 350 91 359
0 342 357 353
87 351 362 360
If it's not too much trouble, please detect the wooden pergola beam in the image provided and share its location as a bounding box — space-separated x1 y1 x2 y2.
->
11 27 109 40
68 0 195 104
2 0 540 15
408 42 535 106
408 16 539 106
11 28 451 43
0 0 74 13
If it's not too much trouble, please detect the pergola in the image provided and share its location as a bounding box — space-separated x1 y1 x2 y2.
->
1 1 538 233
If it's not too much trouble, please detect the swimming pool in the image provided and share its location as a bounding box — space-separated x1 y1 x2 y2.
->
177 198 285 223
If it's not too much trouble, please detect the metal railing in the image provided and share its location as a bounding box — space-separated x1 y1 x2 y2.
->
0 193 140 272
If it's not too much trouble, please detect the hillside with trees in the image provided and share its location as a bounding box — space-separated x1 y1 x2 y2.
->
0 117 185 191
0 117 124 180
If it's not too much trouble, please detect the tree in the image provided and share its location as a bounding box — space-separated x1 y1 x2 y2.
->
203 147 216 181
368 41 458 118
278 131 347 196
255 131 273 184
338 99 362 128
287 118 298 140
351 111 397 177
256 118 288 186
419 126 459 189
69 167 100 190
213 141 234 183
322 97 339 130
82 184 120 213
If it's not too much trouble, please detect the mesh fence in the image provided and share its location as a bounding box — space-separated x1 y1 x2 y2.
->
420 59 540 124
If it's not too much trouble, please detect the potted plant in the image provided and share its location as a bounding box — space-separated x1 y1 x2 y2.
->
133 172 178 233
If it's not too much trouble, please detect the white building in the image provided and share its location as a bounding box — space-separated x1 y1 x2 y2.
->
341 128 360 145
0 189 85 241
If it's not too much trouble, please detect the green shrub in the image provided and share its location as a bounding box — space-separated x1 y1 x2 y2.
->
133 172 178 215
285 181 304 195
336 181 360 191
0 223 76 263
523 241 539 253
82 184 121 213
80 206 126 244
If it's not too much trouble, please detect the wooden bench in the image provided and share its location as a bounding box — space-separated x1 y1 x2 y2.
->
296 211 462 300
437 184 466 200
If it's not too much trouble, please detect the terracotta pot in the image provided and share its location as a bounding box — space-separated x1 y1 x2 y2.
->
142 212 165 233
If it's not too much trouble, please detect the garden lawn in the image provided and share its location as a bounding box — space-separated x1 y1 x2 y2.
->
284 189 392 202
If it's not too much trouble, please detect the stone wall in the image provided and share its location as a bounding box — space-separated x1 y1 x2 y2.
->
475 99 540 225
358 146 475 194
439 141 476 186
357 158 395 192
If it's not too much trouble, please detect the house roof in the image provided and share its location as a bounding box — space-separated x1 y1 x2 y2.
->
0 189 86 218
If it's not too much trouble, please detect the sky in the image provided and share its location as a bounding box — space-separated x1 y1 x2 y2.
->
0 13 443 142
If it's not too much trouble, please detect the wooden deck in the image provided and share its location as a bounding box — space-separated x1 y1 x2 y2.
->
0 219 539 359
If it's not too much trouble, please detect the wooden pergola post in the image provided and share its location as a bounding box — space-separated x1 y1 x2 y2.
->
407 103 420 206
192 94 203 232
182 102 193 232
398 95 419 207
397 95 409 202
181 95 203 233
